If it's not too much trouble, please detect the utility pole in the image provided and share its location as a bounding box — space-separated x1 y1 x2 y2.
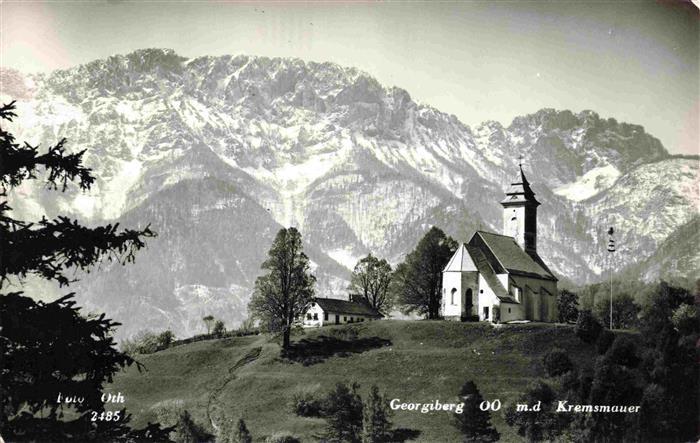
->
607 227 616 330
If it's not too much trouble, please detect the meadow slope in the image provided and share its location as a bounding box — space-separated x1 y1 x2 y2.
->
110 321 604 442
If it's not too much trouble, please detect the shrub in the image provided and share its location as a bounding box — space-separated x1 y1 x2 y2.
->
172 410 213 443
150 398 186 427
121 329 175 355
264 434 300 443
671 304 697 335
212 320 226 337
596 329 615 355
158 330 175 348
290 392 323 418
328 325 359 341
542 348 573 377
605 336 639 368
134 331 161 354
575 310 602 344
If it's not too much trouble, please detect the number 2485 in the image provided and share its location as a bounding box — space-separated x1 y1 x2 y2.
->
91 410 121 421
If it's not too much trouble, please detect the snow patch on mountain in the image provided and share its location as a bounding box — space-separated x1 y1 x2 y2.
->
328 248 361 270
554 164 621 201
4 49 697 338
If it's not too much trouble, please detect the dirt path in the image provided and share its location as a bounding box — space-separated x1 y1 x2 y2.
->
206 346 262 433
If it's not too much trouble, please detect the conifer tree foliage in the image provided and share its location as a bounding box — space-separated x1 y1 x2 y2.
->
248 227 316 349
504 381 570 442
453 381 499 443
323 382 364 443
637 282 697 442
349 254 394 314
512 283 698 442
392 227 457 318
0 101 154 287
235 418 252 443
171 410 213 443
0 101 169 441
361 385 392 443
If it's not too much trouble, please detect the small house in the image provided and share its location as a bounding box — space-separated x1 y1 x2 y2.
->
302 298 383 327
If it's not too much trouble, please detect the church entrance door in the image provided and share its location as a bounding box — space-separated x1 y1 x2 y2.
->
465 289 473 316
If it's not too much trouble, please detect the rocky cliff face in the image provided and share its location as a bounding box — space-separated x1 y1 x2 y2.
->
2 49 696 338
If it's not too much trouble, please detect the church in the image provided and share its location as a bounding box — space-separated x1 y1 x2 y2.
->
441 165 558 323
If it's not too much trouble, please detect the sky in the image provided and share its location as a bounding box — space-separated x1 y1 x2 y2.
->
1 1 698 155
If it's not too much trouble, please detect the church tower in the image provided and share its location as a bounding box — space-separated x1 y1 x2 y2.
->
501 163 540 256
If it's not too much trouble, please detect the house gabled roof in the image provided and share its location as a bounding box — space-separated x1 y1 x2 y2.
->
313 298 383 317
443 243 478 272
471 231 557 281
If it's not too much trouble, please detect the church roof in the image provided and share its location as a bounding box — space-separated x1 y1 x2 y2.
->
501 165 540 206
313 298 383 317
442 243 518 303
471 231 557 281
465 245 517 303
443 244 478 272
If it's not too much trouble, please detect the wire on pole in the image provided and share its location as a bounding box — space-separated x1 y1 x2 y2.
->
607 227 615 330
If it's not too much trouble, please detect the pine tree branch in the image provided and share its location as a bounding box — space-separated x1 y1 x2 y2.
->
0 216 155 287
0 102 94 192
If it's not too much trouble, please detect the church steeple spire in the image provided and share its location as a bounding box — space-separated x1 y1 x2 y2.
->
501 162 540 256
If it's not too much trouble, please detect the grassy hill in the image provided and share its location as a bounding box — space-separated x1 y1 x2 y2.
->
110 320 605 442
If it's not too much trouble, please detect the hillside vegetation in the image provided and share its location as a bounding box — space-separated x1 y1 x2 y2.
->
110 320 615 442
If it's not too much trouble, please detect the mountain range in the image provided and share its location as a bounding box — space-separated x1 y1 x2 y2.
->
2 49 697 339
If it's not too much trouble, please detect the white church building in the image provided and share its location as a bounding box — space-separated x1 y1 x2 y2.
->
441 165 558 323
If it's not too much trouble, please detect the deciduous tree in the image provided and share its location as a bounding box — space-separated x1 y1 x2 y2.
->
593 293 639 330
392 227 457 319
203 315 215 334
349 254 393 314
557 289 579 323
248 227 316 349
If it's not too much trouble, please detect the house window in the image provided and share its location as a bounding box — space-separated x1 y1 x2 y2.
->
480 289 483 294
451 288 457 305
306 313 312 320
508 308 511 313
344 316 347 321
324 312 329 321
313 313 318 320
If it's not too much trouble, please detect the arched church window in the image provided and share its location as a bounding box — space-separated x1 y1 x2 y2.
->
451 288 457 305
